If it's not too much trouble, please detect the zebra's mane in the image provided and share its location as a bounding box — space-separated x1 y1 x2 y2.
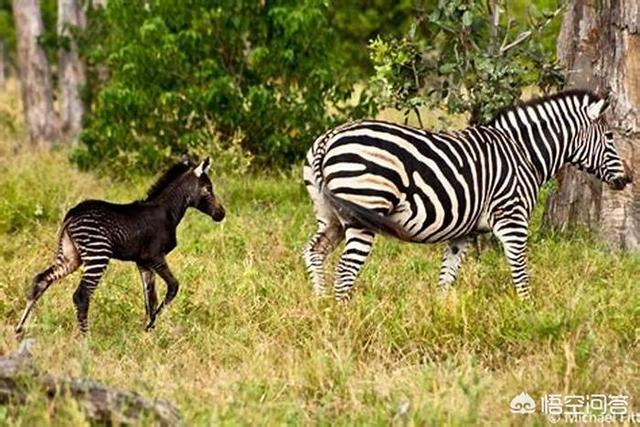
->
488 90 602 125
145 158 196 201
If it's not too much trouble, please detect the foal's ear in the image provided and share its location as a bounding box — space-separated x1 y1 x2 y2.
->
181 154 195 166
587 98 609 121
193 157 211 177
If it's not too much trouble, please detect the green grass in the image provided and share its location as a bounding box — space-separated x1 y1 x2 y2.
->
1 83 639 425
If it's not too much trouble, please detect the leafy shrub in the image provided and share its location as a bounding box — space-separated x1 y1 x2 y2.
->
74 0 375 174
369 0 565 125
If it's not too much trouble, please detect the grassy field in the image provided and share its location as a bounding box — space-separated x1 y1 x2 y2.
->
1 81 639 425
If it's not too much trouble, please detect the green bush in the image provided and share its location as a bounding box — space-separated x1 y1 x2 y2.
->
74 0 375 174
368 0 565 125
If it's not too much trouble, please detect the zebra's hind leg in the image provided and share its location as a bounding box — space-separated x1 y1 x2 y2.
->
438 237 471 293
492 217 531 300
72 259 109 334
137 264 158 326
15 229 81 334
302 219 344 296
334 227 375 302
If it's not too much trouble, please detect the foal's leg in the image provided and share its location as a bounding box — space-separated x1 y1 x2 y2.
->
137 264 158 324
145 258 179 330
72 259 109 334
16 230 81 334
438 236 472 292
334 227 375 301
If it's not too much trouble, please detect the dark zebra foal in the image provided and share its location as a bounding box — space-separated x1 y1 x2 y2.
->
15 156 225 334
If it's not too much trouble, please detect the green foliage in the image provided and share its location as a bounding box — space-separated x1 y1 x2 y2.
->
329 0 415 75
74 0 375 174
0 0 15 49
369 0 565 124
0 11 15 53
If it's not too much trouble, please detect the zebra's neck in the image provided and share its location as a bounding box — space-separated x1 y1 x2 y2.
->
489 94 591 186
152 183 190 226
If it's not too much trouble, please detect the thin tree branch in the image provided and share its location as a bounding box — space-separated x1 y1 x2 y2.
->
499 30 532 53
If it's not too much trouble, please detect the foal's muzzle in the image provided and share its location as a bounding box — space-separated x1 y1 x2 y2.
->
212 206 225 222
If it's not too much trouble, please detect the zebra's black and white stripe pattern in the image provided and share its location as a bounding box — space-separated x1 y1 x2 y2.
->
302 91 632 301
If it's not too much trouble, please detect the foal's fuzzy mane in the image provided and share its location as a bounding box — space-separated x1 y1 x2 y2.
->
145 160 195 201
488 89 602 125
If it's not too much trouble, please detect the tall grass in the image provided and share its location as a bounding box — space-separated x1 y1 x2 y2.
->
0 80 639 425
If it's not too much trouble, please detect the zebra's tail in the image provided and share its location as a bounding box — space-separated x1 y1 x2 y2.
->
322 187 412 241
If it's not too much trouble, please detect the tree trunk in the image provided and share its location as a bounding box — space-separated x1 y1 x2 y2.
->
544 0 640 250
58 0 86 141
11 0 59 144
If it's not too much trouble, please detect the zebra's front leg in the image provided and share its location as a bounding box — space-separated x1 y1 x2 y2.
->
492 217 531 300
146 258 179 330
334 227 374 301
302 221 344 296
438 236 471 293
137 264 158 326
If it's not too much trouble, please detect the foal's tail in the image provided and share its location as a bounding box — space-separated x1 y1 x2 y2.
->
33 221 81 292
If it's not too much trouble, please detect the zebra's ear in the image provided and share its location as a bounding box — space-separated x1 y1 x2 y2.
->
587 99 609 121
193 157 211 177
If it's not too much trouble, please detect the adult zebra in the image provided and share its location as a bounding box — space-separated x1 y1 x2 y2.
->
302 90 632 301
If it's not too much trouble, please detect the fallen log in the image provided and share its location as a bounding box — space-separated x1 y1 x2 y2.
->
0 340 182 425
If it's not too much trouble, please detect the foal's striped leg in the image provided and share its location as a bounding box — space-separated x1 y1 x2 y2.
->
438 237 471 292
334 227 374 301
16 230 80 334
72 253 110 334
492 215 531 300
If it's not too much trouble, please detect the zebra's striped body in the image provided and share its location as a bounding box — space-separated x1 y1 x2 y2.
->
15 157 225 335
302 91 631 300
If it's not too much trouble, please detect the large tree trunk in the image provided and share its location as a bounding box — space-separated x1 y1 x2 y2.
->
11 0 59 144
544 0 640 250
58 0 86 141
